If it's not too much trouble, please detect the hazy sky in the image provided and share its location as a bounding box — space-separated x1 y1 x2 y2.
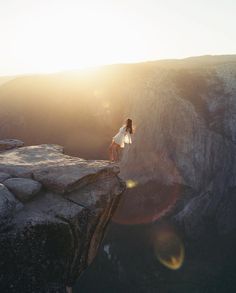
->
0 0 235 75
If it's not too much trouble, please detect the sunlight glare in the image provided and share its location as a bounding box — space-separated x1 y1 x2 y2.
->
1 0 235 75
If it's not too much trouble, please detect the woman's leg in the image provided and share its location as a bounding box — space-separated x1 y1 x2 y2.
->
109 141 116 161
109 141 121 162
114 144 121 162
117 145 121 161
109 143 114 161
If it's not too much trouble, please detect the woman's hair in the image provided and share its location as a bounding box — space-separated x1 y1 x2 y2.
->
125 118 133 134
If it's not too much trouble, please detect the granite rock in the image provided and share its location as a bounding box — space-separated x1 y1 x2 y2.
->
0 144 125 292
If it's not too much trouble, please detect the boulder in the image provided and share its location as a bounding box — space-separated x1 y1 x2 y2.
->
4 178 42 202
0 172 11 183
0 183 23 228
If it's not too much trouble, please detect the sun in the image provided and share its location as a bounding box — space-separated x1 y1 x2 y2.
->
8 1 152 74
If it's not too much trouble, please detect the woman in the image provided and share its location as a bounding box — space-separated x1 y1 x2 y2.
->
109 118 133 162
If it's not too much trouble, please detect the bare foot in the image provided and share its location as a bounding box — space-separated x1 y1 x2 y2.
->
66 286 72 293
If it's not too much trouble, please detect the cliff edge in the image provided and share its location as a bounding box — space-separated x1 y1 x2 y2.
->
0 140 125 292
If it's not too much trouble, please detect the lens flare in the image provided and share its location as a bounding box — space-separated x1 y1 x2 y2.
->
112 182 181 225
154 226 184 270
112 150 183 225
126 179 138 189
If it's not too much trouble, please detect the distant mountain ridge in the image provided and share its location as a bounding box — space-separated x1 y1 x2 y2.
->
0 54 235 160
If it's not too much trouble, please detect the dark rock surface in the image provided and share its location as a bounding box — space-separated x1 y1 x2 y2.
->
0 183 23 229
0 143 125 292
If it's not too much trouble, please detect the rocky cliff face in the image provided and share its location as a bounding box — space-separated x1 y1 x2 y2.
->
0 141 125 292
119 57 236 237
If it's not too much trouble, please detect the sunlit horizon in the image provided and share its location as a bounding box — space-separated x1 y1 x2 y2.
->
0 0 235 76
0 53 232 78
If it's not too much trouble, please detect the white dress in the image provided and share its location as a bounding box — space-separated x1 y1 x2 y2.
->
113 125 132 148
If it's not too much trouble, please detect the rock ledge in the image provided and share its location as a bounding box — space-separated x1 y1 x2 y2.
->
0 143 125 292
